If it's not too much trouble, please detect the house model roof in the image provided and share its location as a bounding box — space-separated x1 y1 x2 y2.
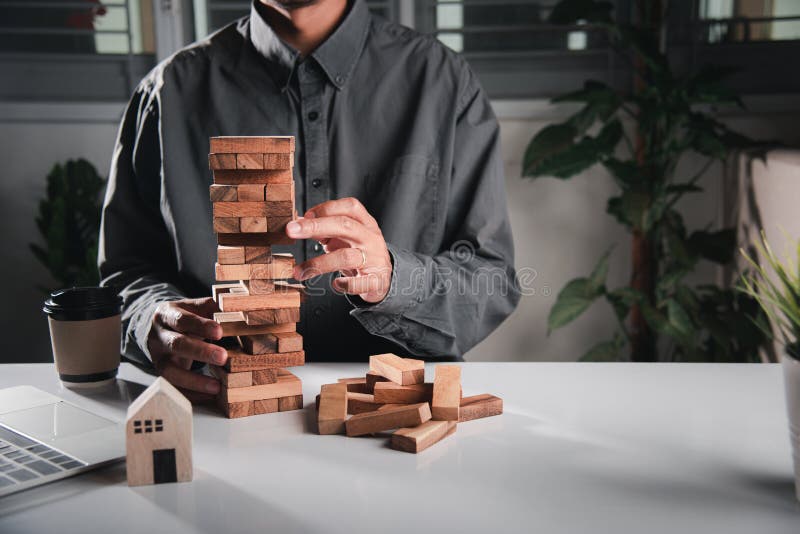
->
127 376 191 419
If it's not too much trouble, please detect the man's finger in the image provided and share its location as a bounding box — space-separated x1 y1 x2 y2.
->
158 361 221 394
285 215 370 242
294 248 366 281
305 198 378 230
157 303 222 340
158 329 228 366
332 273 386 295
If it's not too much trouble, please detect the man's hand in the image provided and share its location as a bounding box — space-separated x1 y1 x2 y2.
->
147 297 226 402
286 197 392 303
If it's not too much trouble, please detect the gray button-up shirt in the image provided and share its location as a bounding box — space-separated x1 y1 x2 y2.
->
99 0 519 365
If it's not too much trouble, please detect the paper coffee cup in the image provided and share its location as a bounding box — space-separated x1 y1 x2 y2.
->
43 287 123 387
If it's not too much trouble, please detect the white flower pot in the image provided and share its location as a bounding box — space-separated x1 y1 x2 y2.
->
781 349 800 502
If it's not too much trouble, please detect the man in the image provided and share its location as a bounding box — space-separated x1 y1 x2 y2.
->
99 0 518 401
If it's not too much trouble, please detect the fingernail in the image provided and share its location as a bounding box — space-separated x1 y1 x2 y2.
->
286 221 301 235
206 381 220 394
214 350 227 365
293 267 303 280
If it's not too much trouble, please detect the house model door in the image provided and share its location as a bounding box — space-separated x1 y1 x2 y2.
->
152 448 177 484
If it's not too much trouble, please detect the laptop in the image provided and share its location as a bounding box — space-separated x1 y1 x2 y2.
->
0 385 125 497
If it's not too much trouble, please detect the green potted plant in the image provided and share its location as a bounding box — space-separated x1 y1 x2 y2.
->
523 0 769 362
740 232 800 501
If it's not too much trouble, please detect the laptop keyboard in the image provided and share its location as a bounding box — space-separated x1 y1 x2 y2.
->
0 425 86 490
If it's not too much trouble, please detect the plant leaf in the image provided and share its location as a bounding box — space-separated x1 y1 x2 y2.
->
688 228 736 264
522 123 577 177
548 277 604 333
580 334 625 362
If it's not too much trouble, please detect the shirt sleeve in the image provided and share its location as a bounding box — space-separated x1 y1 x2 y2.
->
98 84 185 367
349 66 520 359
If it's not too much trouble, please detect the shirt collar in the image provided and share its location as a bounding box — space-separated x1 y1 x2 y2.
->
248 0 370 91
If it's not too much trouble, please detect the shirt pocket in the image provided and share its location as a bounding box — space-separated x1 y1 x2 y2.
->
365 155 440 255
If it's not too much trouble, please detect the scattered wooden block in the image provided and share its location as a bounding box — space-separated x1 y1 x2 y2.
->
219 370 301 403
318 383 347 435
213 217 239 233
369 353 424 385
218 289 301 312
215 259 295 281
236 153 263 170
214 311 296 337
126 377 193 486
278 394 303 412
210 136 295 154
252 368 278 385
238 333 278 355
275 331 303 353
254 398 279 415
365 371 389 393
347 392 383 415
244 247 271 264
217 246 245 265
217 231 294 246
209 153 237 170
338 377 370 394
373 382 433 404
391 420 457 454
209 365 252 388
213 169 293 185
209 184 237 202
224 348 304 372
345 403 431 437
265 183 292 201
459 394 503 422
240 216 268 233
244 307 301 325
432 365 461 421
218 398 254 419
237 184 265 202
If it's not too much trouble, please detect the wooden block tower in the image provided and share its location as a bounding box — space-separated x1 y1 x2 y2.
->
208 136 305 418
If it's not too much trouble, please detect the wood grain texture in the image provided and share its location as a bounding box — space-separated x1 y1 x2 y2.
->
391 420 457 454
210 136 295 154
265 183 292 201
369 353 424 385
237 183 265 201
275 331 303 353
218 289 301 312
337 377 370 394
318 383 347 435
224 348 304 372
236 153 263 170
219 370 301 403
214 311 296 337
209 153 237 169
254 398 279 415
244 307 301 325
245 247 271 264
238 333 278 355
432 365 461 421
373 382 433 404
213 217 239 233
217 246 245 265
209 365 252 388
262 153 293 169
240 216 268 232
218 398 254 419
345 403 431 437
215 258 295 281
266 215 292 234
252 368 278 385
217 231 294 246
278 394 304 412
365 371 389 393
346 392 382 415
213 169 293 185
213 201 271 218
459 394 503 422
209 184 237 202
212 282 246 303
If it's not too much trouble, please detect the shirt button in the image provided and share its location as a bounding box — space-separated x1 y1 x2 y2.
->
313 243 322 252
335 75 344 84
311 178 322 188
308 111 319 121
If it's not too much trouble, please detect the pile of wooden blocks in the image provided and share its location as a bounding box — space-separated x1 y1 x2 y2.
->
208 136 305 418
316 353 503 453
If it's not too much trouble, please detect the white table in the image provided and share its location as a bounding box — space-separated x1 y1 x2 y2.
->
0 362 798 533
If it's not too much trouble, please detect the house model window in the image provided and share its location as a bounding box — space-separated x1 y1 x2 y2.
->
133 419 164 434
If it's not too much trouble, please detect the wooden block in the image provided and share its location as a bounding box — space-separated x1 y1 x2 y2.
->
459 394 503 422
369 353 424 385
209 365 252 388
215 259 295 281
266 215 292 234
245 247 271 264
213 169 293 185
212 282 245 303
275 331 303 353
236 153 263 169
217 231 294 246
237 184 265 201
254 398 279 415
265 183 292 201
244 307 301 325
210 136 295 154
337 377 370 394
214 311 296 337
126 377 193 486
262 153 293 169
391 420 457 454
253 368 278 385
432 365 461 421
365 371 389 393
218 398 254 419
224 348 304 372
244 279 275 295
373 382 433 404
213 217 239 233
214 201 268 218
347 392 383 415
209 184 237 202
217 245 245 265
345 403 431 437
240 217 268 233
278 394 304 412
338 377 367 384
219 370 301 403
318 383 347 435
209 153 237 169
239 333 278 355
219 290 301 312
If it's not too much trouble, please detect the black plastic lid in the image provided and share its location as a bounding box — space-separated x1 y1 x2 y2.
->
43 286 122 321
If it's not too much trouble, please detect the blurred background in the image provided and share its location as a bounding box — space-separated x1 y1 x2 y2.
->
1 0 798 364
